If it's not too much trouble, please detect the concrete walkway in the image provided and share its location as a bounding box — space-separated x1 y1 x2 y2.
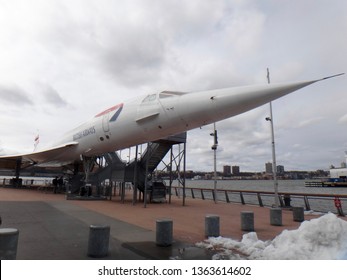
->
1 187 344 260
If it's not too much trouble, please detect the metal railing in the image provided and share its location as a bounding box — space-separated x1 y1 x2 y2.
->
2 177 346 214
1 178 53 189
171 186 347 214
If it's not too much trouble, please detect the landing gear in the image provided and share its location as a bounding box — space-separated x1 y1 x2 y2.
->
82 156 95 184
80 155 95 197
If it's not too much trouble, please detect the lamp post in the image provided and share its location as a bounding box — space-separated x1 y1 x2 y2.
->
210 123 218 203
266 68 279 207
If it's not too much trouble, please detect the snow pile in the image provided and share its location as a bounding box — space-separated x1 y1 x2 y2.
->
197 213 347 260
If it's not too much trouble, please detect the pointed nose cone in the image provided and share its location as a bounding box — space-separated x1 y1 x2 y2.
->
244 79 318 105
172 73 343 132
211 79 320 121
213 73 344 119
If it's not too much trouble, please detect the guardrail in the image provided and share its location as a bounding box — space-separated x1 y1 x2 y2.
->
171 186 347 214
2 177 346 214
1 178 53 190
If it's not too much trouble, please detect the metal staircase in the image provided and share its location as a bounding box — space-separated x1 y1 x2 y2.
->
89 133 186 197
135 141 172 191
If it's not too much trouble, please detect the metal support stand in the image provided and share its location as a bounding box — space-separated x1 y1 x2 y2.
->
144 142 150 208
132 145 139 205
266 68 279 207
82 156 95 186
14 158 22 188
168 143 186 206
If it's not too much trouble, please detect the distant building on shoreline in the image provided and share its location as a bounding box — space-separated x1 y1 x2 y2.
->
223 165 231 176
265 162 273 173
277 165 285 174
232 165 240 176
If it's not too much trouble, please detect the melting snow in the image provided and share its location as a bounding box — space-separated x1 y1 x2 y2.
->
197 213 347 260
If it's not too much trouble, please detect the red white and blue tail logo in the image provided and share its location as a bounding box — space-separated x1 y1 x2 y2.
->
95 103 123 122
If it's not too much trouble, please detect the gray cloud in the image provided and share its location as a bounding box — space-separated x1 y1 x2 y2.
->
99 30 166 87
0 0 346 172
339 114 347 124
296 117 325 128
41 85 68 108
0 85 33 106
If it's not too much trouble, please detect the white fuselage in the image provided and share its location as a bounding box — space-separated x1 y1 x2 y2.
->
44 79 318 163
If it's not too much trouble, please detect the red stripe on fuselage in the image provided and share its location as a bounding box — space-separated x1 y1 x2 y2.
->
95 103 124 117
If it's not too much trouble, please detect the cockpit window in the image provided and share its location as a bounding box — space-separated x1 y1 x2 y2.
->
142 94 157 103
159 91 187 98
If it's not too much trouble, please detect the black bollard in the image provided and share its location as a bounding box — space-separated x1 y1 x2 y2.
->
205 215 220 237
156 218 173 247
292 207 304 222
87 225 110 258
270 208 282 226
0 228 19 260
241 211 254 231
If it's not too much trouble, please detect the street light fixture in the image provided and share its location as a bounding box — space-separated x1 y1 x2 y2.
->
266 68 279 207
211 123 218 203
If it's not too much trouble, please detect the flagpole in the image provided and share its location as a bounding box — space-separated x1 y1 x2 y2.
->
33 131 40 152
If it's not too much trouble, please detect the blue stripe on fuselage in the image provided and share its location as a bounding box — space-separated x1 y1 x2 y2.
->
109 106 123 122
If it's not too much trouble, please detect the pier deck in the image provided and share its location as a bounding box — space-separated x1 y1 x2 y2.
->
1 187 346 260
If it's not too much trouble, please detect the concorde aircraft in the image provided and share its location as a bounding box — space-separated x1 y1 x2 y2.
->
0 73 344 169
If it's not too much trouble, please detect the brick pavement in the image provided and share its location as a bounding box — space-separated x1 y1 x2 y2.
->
1 187 345 259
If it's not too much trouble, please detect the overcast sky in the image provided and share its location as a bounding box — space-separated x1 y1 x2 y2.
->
0 0 346 172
